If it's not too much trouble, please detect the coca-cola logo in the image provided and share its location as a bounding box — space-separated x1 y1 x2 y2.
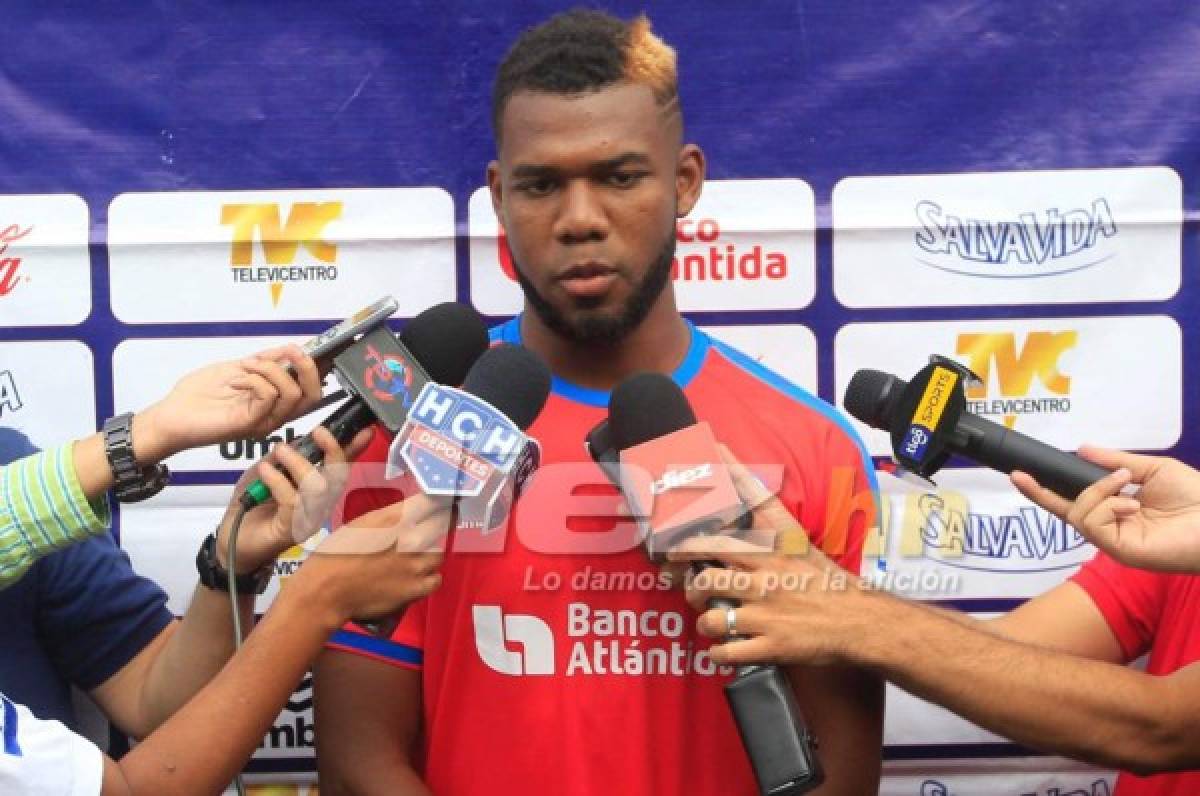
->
0 223 32 296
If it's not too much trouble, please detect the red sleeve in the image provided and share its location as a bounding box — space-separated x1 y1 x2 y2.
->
1070 551 1168 661
798 422 878 577
331 421 409 526
324 421 427 665
325 599 427 669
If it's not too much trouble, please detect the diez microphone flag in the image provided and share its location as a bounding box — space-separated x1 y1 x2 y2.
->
618 421 744 560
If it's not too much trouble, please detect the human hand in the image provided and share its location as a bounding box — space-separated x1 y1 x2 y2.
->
1013 445 1200 573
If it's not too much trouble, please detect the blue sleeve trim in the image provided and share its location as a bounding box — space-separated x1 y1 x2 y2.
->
488 317 520 345
488 316 710 408
2 694 22 756
328 628 423 667
707 335 881 500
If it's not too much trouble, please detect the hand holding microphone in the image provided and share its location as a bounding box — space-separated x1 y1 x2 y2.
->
1012 445 1200 574
669 446 862 668
126 343 326 470
214 425 376 577
842 359 1111 498
589 373 824 796
240 301 490 508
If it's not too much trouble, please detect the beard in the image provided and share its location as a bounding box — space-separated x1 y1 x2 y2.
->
513 232 676 347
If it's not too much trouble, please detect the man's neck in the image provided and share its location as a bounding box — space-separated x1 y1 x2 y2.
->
518 299 692 392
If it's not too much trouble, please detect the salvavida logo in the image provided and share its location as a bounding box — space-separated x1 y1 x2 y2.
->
220 202 343 307
913 198 1117 278
473 603 733 678
916 492 1092 572
920 777 1110 796
650 464 713 495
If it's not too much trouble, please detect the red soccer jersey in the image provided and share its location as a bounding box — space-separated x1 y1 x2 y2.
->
1070 553 1200 796
327 319 879 796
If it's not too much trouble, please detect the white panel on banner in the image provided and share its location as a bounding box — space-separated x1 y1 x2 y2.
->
834 315 1182 456
700 324 817 391
122 484 324 771
469 179 816 314
112 336 343 472
832 167 1181 307
881 760 1115 796
108 188 455 323
865 470 1095 601
120 485 326 614
0 194 91 327
0 341 96 446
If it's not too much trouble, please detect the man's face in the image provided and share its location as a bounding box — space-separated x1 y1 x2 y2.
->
489 82 701 345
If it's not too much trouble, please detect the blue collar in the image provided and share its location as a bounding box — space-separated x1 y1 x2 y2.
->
490 316 710 408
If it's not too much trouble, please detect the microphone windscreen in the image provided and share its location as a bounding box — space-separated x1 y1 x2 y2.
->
843 369 903 431
461 344 551 430
399 302 489 386
608 372 696 451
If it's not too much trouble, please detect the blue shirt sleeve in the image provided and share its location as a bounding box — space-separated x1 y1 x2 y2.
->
36 534 174 690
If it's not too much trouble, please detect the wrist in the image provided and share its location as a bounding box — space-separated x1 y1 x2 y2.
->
131 403 177 464
846 589 916 669
288 558 353 631
214 515 284 575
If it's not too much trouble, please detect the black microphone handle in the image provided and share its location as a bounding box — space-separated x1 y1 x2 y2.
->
291 398 377 465
240 399 376 509
689 560 739 616
955 413 1111 500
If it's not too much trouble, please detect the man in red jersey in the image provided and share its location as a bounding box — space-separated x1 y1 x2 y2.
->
676 447 1200 796
313 9 883 795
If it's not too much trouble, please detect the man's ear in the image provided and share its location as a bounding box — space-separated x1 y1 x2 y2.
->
487 160 504 221
675 144 706 217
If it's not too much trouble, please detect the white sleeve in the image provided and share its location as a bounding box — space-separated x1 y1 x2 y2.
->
0 693 104 796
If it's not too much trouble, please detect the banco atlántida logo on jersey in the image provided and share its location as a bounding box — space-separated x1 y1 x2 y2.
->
472 603 733 678
956 330 1077 429
220 201 343 307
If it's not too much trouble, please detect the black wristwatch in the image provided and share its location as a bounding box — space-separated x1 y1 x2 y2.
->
102 412 169 502
195 532 273 595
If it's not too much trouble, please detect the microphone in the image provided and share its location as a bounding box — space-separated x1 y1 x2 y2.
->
843 358 1111 498
605 373 748 561
355 344 550 637
588 373 823 796
386 343 552 531
239 302 489 509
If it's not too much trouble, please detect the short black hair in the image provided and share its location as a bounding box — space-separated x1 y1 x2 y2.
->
492 9 679 136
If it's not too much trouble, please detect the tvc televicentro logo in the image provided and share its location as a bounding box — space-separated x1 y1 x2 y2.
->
220 201 343 307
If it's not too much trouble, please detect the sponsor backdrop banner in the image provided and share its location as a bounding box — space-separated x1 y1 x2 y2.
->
2 2 1195 792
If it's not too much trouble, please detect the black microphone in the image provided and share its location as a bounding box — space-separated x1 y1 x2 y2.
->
240 302 489 509
460 343 553 432
385 342 551 514
590 373 823 796
843 364 1111 499
357 343 551 636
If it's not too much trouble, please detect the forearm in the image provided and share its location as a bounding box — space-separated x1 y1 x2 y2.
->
134 583 257 734
73 409 175 500
320 759 431 795
313 650 430 795
857 593 1194 773
788 664 883 795
105 585 337 794
0 443 110 589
